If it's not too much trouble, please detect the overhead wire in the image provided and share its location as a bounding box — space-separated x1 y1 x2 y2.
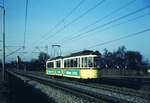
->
64 12 150 44
28 0 85 58
57 0 136 43
23 1 150 59
41 0 85 38
85 28 150 49
35 0 106 46
31 0 85 47
5 0 28 60
58 0 106 31
68 27 150 54
6 46 24 48
6 47 23 57
59 4 150 44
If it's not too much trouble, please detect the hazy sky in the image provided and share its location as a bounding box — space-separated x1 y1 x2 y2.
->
0 0 150 62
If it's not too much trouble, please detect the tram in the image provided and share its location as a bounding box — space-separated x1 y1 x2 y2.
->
46 50 101 79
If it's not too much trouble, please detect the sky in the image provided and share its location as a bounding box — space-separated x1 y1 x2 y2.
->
0 0 150 62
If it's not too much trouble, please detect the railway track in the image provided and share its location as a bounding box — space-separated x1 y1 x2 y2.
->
56 78 150 100
7 70 150 103
7 71 107 103
25 71 150 100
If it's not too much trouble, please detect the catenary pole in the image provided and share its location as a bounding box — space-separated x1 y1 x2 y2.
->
0 2 5 81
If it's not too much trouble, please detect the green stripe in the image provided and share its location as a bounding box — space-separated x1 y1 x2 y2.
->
56 69 62 74
47 68 55 75
46 68 81 77
63 69 80 76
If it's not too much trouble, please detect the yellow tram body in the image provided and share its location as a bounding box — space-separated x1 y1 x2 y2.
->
46 50 101 79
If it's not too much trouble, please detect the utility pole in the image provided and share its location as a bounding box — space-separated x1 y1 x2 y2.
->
1 2 5 81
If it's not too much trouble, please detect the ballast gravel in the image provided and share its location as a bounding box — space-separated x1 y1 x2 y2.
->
10 71 150 103
12 72 98 103
53 78 150 103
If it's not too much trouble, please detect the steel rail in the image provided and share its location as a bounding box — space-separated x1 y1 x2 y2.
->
8 70 138 103
19 70 150 100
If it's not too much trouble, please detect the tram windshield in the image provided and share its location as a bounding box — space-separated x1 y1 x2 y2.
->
94 56 101 68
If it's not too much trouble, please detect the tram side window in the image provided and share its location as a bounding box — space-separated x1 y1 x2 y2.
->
64 60 68 68
82 58 84 67
67 59 70 67
56 61 61 68
82 57 87 68
73 58 77 67
64 58 78 68
87 57 94 67
77 58 80 68
47 62 54 68
70 59 73 67
64 60 67 68
64 59 70 68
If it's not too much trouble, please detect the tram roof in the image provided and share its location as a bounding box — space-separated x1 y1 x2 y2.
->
66 50 100 57
48 50 101 61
